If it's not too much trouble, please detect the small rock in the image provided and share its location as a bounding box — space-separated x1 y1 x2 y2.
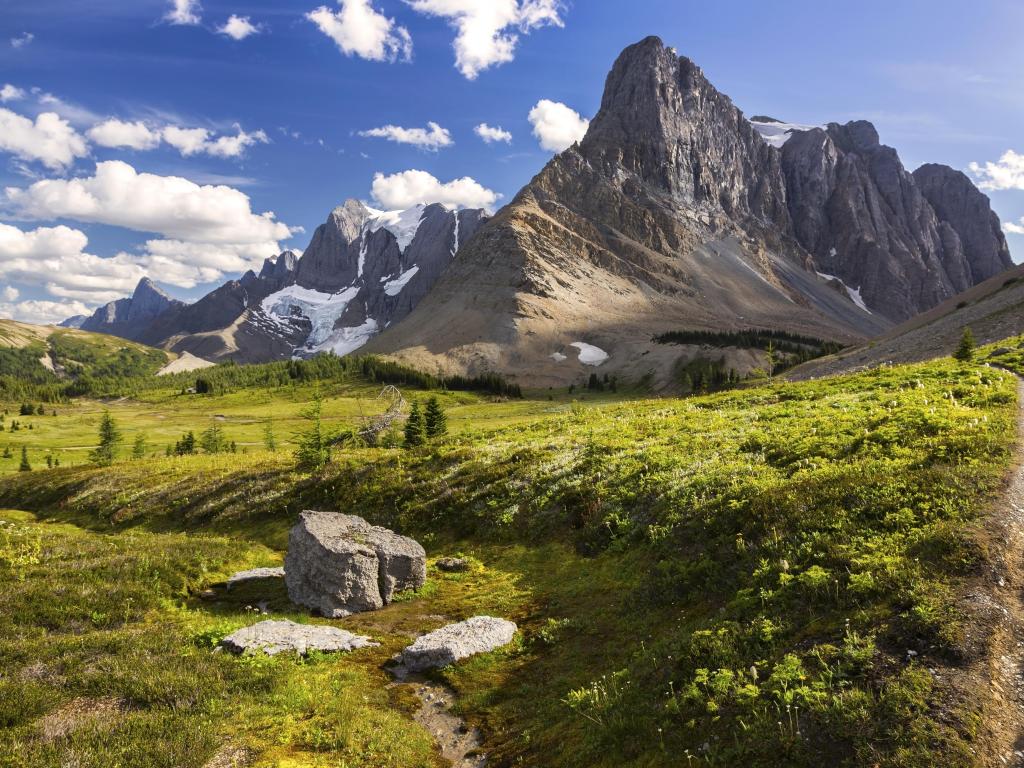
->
435 557 470 573
220 619 379 656
397 616 517 672
198 589 217 600
227 567 285 589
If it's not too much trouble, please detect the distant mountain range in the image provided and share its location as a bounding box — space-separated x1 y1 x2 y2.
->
65 36 1014 385
73 202 487 364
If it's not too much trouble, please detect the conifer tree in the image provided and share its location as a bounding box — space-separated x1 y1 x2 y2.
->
90 410 121 466
404 401 425 448
132 433 147 460
295 390 330 471
954 327 976 363
263 419 277 452
19 446 31 472
424 396 448 439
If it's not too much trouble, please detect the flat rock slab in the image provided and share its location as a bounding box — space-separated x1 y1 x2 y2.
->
226 567 285 588
285 511 426 618
220 620 378 656
398 616 517 672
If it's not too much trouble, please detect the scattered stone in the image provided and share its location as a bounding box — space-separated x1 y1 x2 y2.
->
220 619 378 656
227 567 285 589
198 589 217 600
284 511 426 618
435 557 470 573
397 616 517 672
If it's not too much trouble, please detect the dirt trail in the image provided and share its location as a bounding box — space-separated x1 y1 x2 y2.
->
389 670 485 767
984 379 1024 766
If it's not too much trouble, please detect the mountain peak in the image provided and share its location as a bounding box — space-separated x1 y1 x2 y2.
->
133 276 170 301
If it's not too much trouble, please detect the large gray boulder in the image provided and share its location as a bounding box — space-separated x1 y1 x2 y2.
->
284 511 426 618
220 619 378 656
397 616 518 672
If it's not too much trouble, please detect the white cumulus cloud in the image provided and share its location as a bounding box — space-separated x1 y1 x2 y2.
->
970 150 1024 191
6 160 295 246
307 0 413 62
0 108 89 170
405 0 564 79
87 119 163 151
528 99 588 152
5 162 298 290
475 123 512 143
219 15 261 40
166 0 201 25
2 285 19 301
371 169 500 211
0 299 93 325
0 223 147 307
11 32 34 49
0 84 25 103
1004 221 1024 236
359 121 452 150
161 124 268 158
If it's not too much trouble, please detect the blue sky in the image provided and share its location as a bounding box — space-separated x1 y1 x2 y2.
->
1 0 1022 323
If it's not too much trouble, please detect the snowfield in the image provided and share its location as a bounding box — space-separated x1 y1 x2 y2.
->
750 119 821 149
571 342 609 365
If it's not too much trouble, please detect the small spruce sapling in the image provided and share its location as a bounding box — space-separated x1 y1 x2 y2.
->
263 419 277 452
90 410 121 466
954 327 976 363
424 396 448 439
295 389 331 471
132 433 147 460
404 400 425 448
19 446 31 472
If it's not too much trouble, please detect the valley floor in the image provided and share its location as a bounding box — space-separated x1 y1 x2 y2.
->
3 347 1024 767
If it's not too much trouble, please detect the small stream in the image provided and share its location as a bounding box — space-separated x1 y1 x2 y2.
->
389 670 486 767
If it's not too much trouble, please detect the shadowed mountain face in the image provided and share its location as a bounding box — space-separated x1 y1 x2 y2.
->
79 278 186 340
361 37 1012 385
779 123 1013 322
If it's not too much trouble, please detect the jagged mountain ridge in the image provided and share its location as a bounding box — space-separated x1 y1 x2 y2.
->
362 36 1012 384
65 201 487 363
776 121 1013 321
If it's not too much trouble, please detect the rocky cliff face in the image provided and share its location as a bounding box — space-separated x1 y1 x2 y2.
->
777 122 1013 321
137 251 300 360
362 37 892 385
256 201 487 358
912 164 1013 285
79 278 186 340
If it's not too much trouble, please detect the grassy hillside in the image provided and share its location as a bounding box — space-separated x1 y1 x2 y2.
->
790 264 1024 381
0 356 1018 767
0 320 171 400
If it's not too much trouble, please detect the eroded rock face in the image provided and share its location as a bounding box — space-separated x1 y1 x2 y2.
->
779 124 1013 322
284 511 426 618
397 616 518 672
220 619 378 656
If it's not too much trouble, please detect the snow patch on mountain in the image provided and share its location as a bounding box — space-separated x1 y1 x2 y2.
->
314 318 380 357
750 119 821 149
817 271 871 314
571 342 609 366
365 205 428 252
261 284 362 348
383 266 420 296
